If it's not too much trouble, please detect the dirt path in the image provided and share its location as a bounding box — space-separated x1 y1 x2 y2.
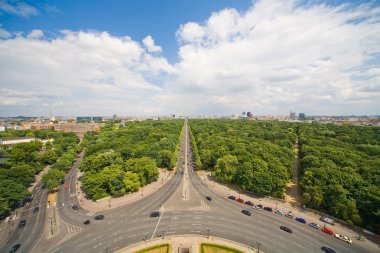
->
284 139 302 206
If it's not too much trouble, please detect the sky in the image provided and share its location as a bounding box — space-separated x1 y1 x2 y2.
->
0 0 379 117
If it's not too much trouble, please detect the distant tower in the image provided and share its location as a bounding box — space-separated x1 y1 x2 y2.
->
247 112 253 118
242 111 246 116
299 113 306 119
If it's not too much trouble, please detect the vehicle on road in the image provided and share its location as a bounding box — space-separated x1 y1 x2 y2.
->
150 211 160 217
320 216 335 226
33 206 39 213
252 205 261 210
72 204 79 210
83 220 91 225
18 220 26 228
309 223 320 229
241 210 251 216
280 226 292 233
321 227 334 235
256 204 263 208
236 198 244 204
94 214 104 220
9 244 21 253
228 196 236 200
275 210 283 215
206 196 212 201
245 200 253 206
321 246 336 253
263 207 272 212
334 234 352 244
285 212 293 219
295 217 306 223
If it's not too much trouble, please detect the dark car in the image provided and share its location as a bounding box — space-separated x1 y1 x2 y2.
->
150 211 160 217
257 204 263 208
83 220 91 225
241 210 251 216
18 220 26 228
9 244 21 253
72 204 79 210
245 201 254 206
228 196 236 200
280 226 293 233
236 198 244 204
263 207 273 212
321 246 336 253
94 214 104 220
295 217 306 223
33 206 39 213
206 196 212 201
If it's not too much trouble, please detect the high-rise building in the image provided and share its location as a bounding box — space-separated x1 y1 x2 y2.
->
299 113 306 119
242 112 246 116
290 112 296 119
247 112 253 118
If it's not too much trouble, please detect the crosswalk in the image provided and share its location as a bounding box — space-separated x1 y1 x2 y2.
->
190 199 210 211
58 223 82 245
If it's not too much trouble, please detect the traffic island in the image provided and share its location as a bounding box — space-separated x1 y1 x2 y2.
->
201 243 243 253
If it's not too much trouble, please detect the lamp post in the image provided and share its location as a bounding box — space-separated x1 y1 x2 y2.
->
257 241 262 253
206 229 210 239
108 199 111 208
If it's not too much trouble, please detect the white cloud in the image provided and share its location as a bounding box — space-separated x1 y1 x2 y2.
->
142 35 162 53
177 22 205 43
0 0 39 18
27 29 43 39
0 26 11 38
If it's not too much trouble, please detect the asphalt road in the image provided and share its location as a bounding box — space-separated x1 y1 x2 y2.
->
1 119 375 253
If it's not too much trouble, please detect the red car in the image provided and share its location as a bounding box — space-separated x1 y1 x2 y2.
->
322 227 334 235
236 198 244 204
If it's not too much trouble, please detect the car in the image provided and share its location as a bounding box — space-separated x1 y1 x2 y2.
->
263 207 272 212
285 212 293 219
245 201 254 206
309 223 320 229
280 226 292 233
9 244 21 253
334 234 352 244
83 220 91 225
228 196 236 200
94 214 104 220
206 196 212 201
320 216 335 226
33 206 39 213
252 205 262 210
18 220 26 228
321 227 334 235
275 210 283 215
72 204 79 210
321 246 336 253
236 198 244 204
150 211 160 217
241 209 251 216
295 217 306 223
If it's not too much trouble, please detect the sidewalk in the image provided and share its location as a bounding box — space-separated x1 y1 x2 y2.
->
76 168 175 212
198 171 380 251
116 234 262 253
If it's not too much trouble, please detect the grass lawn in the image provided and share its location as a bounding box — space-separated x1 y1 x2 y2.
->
201 243 244 253
134 244 170 253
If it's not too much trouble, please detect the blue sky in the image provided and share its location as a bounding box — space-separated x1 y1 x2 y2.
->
0 0 379 116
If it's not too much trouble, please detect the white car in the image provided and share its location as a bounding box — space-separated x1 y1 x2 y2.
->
252 205 261 210
275 210 283 215
334 233 352 244
309 223 320 229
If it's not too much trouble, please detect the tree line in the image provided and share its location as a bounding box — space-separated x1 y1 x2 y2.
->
79 120 183 200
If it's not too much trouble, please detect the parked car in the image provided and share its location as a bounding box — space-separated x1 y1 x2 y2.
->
83 220 91 225
285 212 294 219
309 223 320 229
150 211 160 218
236 198 244 204
228 196 236 200
321 246 336 253
241 210 251 216
252 205 262 210
72 204 79 210
320 216 335 226
275 210 283 215
280 226 292 233
334 234 352 244
206 196 212 201
257 204 263 208
295 217 306 223
245 201 254 206
33 206 39 213
263 207 272 212
18 220 26 228
321 227 334 235
9 244 21 253
94 214 104 220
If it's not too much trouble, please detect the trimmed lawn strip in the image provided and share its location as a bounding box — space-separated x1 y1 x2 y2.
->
134 243 170 253
201 243 244 253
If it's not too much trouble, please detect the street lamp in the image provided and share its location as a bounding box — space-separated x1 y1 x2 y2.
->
108 199 111 208
256 241 262 253
206 229 210 239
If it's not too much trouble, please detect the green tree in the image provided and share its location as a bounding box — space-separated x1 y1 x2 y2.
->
123 171 140 192
213 155 239 183
42 168 65 191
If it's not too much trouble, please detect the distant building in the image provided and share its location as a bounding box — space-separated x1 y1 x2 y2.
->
76 117 92 123
0 126 5 132
31 124 54 130
247 112 253 118
112 114 118 119
0 137 36 145
242 112 246 116
290 112 296 119
299 113 306 119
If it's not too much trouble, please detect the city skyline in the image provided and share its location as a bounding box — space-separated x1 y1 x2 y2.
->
1 0 380 117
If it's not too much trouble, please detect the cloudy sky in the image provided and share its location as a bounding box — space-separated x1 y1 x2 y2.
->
0 0 379 117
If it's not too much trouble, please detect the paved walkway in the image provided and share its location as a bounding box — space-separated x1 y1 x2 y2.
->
76 168 175 212
116 234 262 253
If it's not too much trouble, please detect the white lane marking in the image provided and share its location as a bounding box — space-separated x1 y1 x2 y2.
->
166 231 175 234
190 230 200 233
191 223 201 226
151 209 164 239
127 234 136 237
